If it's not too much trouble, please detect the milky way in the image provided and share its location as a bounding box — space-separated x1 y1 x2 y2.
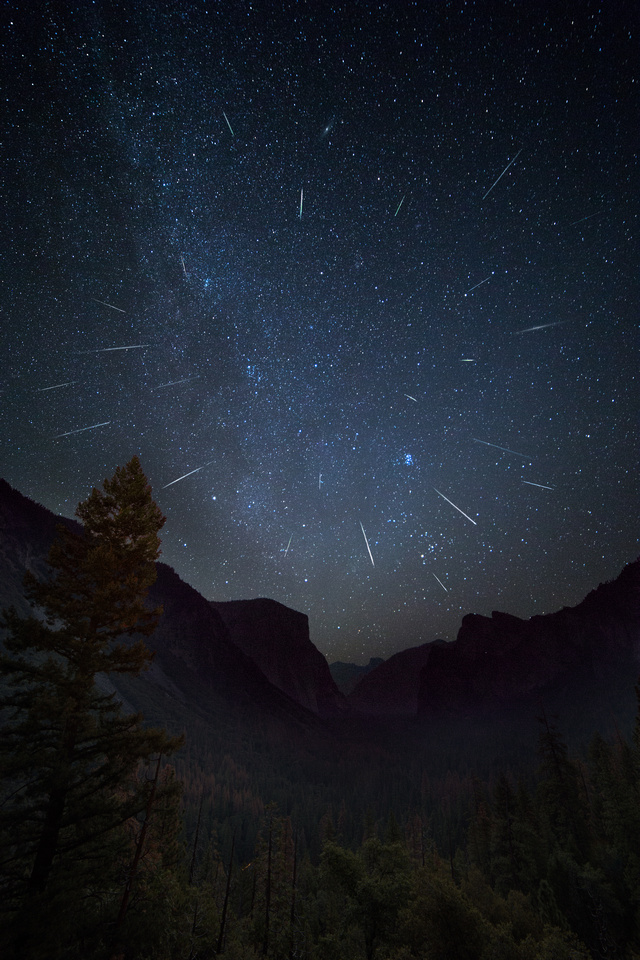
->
1 2 637 661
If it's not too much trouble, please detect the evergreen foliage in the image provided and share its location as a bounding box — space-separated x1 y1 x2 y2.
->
0 457 183 958
1 461 640 957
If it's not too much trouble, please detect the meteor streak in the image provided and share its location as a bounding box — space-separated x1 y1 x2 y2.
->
395 194 405 217
162 461 214 489
154 376 199 390
432 573 448 593
54 421 111 438
472 438 532 461
37 381 77 392
465 272 494 295
404 394 417 402
512 321 566 334
181 256 188 276
359 521 375 567
482 148 522 200
569 211 603 226
223 111 234 136
283 534 293 558
522 480 555 490
76 345 150 353
299 187 304 219
433 487 477 525
92 298 125 312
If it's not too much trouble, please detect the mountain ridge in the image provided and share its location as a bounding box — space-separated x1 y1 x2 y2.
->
1 476 638 740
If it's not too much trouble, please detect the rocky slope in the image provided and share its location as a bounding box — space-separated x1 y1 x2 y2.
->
417 559 640 727
0 479 332 726
346 644 443 715
211 598 345 716
329 657 385 695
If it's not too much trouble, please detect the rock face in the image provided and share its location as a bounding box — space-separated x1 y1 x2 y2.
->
212 598 345 716
140 567 322 725
0 479 331 726
346 643 444 716
0 479 76 615
1 476 638 734
329 657 385 695
417 559 640 724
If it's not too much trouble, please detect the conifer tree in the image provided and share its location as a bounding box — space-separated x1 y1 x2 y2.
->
0 456 183 957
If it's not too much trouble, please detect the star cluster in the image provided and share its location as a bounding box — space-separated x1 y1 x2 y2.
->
1 1 637 661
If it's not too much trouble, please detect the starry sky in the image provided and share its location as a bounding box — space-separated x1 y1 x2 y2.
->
1 1 637 662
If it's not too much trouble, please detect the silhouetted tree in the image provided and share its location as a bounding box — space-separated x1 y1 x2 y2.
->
0 457 182 958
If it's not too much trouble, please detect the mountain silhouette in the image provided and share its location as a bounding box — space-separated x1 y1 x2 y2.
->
1 476 638 755
329 657 385 694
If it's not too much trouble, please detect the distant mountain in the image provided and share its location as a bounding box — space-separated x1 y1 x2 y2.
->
0 478 77 615
417 560 640 734
345 646 443 715
1 475 639 825
211 598 346 716
329 657 384 694
0 479 327 735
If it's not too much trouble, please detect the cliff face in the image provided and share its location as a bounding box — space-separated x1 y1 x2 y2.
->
330 658 385 695
2 476 638 734
417 560 640 723
0 479 77 615
211 598 346 716
0 479 328 727
346 643 444 716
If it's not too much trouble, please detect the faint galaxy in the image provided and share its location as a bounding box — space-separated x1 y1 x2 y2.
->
1 1 637 661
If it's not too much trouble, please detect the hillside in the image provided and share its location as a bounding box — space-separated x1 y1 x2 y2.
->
1 476 639 858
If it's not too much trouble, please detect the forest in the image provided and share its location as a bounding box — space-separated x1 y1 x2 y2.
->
1 459 638 959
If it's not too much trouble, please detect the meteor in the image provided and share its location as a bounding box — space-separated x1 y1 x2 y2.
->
394 194 406 217
522 480 555 490
512 320 567 334
162 461 214 489
154 376 199 390
54 421 111 438
299 187 304 219
359 521 375 567
283 534 293 558
569 211 603 226
404 394 418 402
37 381 77 392
92 298 125 312
465 272 494 295
482 148 522 200
472 438 532 461
223 111 234 136
432 573 448 593
433 487 477 525
76 345 150 353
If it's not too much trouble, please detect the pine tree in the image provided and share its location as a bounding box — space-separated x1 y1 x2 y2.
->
0 457 183 957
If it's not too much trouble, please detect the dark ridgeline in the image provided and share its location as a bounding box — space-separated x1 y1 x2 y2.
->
344 643 441 715
2 475 640 958
329 657 385 694
1 476 639 860
417 564 640 735
211 597 347 716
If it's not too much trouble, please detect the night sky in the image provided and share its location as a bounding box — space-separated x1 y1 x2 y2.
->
1 2 637 662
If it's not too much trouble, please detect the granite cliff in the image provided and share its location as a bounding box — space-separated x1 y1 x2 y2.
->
417 560 640 729
211 598 345 716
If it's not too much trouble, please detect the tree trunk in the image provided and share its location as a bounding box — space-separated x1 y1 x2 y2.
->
263 819 273 956
27 784 67 893
217 829 235 955
114 755 162 929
